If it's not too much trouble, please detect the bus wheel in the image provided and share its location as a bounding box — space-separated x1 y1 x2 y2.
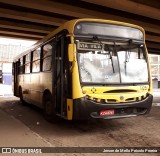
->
19 87 25 105
43 95 55 122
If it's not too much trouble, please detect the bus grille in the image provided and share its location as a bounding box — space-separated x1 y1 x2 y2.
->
86 94 147 104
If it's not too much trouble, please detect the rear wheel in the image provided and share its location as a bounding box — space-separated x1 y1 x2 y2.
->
19 87 25 105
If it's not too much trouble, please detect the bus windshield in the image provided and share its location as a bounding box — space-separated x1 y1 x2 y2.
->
77 41 148 84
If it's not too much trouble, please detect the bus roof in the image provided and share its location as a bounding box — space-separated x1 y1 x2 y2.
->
13 18 145 61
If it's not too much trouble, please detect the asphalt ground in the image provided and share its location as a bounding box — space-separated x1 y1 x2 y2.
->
0 84 159 156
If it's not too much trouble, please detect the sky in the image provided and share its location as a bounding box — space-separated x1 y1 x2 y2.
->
0 37 36 47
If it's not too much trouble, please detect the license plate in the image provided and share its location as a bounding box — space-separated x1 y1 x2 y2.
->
100 110 115 116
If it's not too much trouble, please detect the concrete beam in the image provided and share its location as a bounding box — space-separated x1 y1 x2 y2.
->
0 33 39 41
0 0 159 35
0 8 67 26
0 19 53 33
0 27 46 37
82 0 160 20
0 30 43 39
146 34 160 43
148 49 160 54
146 42 160 50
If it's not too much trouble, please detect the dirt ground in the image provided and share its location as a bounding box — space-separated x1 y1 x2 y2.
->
0 96 159 156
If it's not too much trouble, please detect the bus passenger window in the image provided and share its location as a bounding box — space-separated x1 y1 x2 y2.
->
43 57 52 71
42 44 52 71
25 63 30 73
24 54 30 73
43 44 52 58
25 53 30 63
18 57 24 74
32 48 41 73
33 48 40 61
32 60 40 72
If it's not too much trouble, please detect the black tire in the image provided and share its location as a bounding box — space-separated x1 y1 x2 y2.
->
43 94 56 122
19 87 26 105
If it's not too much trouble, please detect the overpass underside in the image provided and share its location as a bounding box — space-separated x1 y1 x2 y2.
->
0 0 159 54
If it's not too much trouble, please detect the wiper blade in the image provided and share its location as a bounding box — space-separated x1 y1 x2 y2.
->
93 35 103 50
93 35 115 73
125 40 132 75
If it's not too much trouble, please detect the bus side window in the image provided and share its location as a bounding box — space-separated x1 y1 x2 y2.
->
32 48 41 73
42 44 52 71
18 57 24 74
24 53 31 73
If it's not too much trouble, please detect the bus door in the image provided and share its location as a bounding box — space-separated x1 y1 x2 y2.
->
54 35 65 116
52 33 72 118
13 61 19 96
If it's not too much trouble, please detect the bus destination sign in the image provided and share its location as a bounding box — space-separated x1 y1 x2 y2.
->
77 42 102 51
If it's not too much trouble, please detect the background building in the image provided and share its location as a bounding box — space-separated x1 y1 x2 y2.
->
149 54 160 88
0 44 27 85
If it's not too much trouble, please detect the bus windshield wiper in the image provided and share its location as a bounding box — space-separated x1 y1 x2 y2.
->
106 44 115 73
93 35 115 73
93 35 103 50
125 40 132 75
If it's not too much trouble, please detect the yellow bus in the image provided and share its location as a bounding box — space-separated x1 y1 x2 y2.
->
13 18 153 121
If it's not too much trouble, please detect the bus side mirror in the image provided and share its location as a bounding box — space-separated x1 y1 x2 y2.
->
68 44 76 62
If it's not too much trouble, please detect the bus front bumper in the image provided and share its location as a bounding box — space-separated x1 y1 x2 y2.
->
73 94 153 120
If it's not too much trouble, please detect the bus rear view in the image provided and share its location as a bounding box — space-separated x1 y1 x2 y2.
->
69 20 153 120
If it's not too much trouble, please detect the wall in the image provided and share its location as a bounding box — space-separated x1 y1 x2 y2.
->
2 63 12 85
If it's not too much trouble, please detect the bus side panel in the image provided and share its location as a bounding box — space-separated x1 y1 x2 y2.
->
18 75 24 94
29 72 52 107
40 72 52 101
30 73 41 106
23 74 31 102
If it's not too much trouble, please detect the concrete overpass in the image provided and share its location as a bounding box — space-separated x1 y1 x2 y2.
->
0 0 159 54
